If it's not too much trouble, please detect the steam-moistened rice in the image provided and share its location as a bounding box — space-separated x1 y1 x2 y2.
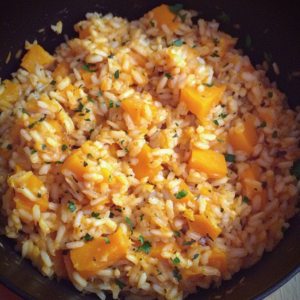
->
1 4 300 300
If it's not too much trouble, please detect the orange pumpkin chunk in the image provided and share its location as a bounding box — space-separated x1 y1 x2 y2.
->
52 62 71 79
180 84 226 122
21 44 55 73
0 80 21 107
207 248 227 273
188 148 227 178
70 227 130 279
151 5 179 31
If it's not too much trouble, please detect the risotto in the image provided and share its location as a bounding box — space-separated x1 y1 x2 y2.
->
1 4 300 300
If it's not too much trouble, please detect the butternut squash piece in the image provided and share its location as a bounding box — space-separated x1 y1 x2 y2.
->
151 5 179 31
151 241 179 259
9 171 49 214
207 248 227 273
239 163 268 208
0 80 21 106
70 227 130 279
257 107 277 126
188 148 227 179
170 181 194 206
78 26 90 39
228 114 258 155
52 62 71 80
81 71 93 86
21 44 55 73
188 214 221 241
121 98 144 124
131 144 163 180
180 84 226 122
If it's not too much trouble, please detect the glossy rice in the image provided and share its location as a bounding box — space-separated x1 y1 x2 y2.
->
0 5 300 300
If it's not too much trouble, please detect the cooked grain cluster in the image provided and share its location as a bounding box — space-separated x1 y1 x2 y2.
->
1 4 300 300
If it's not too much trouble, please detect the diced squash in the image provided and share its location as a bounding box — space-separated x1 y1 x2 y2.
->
101 168 116 185
170 181 194 206
151 5 179 31
52 62 71 80
8 171 49 214
188 148 227 179
61 150 86 182
131 144 163 180
0 80 21 105
188 214 222 241
81 71 93 86
239 163 268 209
180 84 226 122
78 26 90 39
228 114 258 155
21 44 55 73
257 107 277 126
70 227 130 279
207 247 227 273
151 241 179 259
121 98 144 124
59 83 81 101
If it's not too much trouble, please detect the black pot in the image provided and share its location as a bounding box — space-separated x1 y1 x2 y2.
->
0 1 300 300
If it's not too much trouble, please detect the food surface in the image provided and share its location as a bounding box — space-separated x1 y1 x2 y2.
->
1 4 300 300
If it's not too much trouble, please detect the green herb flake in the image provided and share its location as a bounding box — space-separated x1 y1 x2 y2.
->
174 190 188 199
50 79 56 85
150 20 155 27
173 266 182 281
272 131 278 138
41 144 46 150
108 52 115 59
86 153 94 160
210 51 220 58
114 70 119 79
242 196 250 204
91 212 100 219
76 102 84 112
173 257 180 264
84 118 90 121
116 100 121 108
246 34 252 48
83 161 88 167
152 66 156 73
140 214 144 221
19 108 29 115
165 73 172 79
257 121 266 128
203 82 215 87
175 123 179 126
182 239 195 246
55 161 63 164
108 174 112 182
83 61 97 72
174 230 181 237
136 241 152 254
44 161 51 164
212 120 219 126
104 237 110 244
192 254 199 260
268 92 273 98
71 175 78 183
220 113 227 119
62 145 67 151
172 40 183 47
125 147 129 153
109 100 114 108
37 192 41 198
217 139 224 143
169 4 183 15
83 233 94 242
67 200 76 212
138 235 144 245
115 279 126 290
224 153 236 162
206 233 214 241
192 44 198 48
87 96 94 103
126 217 134 235
213 38 219 46
179 13 187 23
221 207 224 212
28 114 47 129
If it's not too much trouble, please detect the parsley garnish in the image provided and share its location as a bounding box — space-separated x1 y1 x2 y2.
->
138 235 144 245
115 279 126 290
217 139 224 143
55 161 63 164
224 153 235 162
257 121 266 128
84 118 91 121
83 233 94 242
136 240 152 254
182 239 195 246
76 102 84 112
173 266 182 281
268 92 273 98
172 257 180 264
220 113 227 119
67 200 76 212
192 254 199 260
272 131 278 138
28 114 47 129
108 52 115 59
125 147 129 153
71 175 78 183
152 66 156 73
37 192 41 198
140 214 144 221
150 20 155 27
203 82 215 87
212 120 219 126
41 144 46 150
165 73 172 79
87 96 94 103
109 100 114 108
174 190 188 199
210 51 219 58
104 237 110 244
169 4 183 21
172 40 183 47
50 79 56 85
192 44 198 48
108 174 112 182
83 62 97 72
86 153 94 159
91 212 100 219
213 38 219 46
174 230 181 237
126 217 134 235
83 161 88 167
179 13 187 23
114 70 119 79
62 145 67 151
242 196 250 204
19 108 29 115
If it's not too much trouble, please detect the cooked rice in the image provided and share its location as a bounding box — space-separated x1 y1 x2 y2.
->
1 5 300 300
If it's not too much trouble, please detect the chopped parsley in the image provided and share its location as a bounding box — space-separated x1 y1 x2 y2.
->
83 233 94 242
71 175 78 183
173 266 182 281
86 153 94 160
109 100 114 108
206 233 214 241
125 217 134 235
242 196 250 204
174 190 188 199
150 20 155 27
152 66 156 73
140 214 144 221
91 212 100 219
182 239 195 246
210 51 220 58
50 79 56 85
83 161 88 167
290 159 300 180
55 161 63 164
83 61 97 72
174 230 181 237
213 38 219 46
116 101 121 108
165 73 172 79
203 82 215 87
175 123 179 126
41 144 46 150
108 51 115 59
67 200 76 212
272 131 278 138
192 254 199 260
108 174 112 182
115 279 126 290
87 96 94 103
29 147 36 154
76 102 84 112
212 120 219 126
62 145 67 151
138 235 144 245
172 40 183 47
37 192 41 198
136 240 152 254
192 44 198 48
217 139 224 143
179 13 187 23
28 114 47 129
268 92 273 98
19 108 29 115
172 257 180 264
220 113 227 119
224 153 236 162
114 70 119 79
257 121 266 128
125 147 129 153
169 4 183 21
98 91 102 97
104 237 110 244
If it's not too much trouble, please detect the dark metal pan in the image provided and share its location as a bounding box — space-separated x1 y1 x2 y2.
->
0 1 299 300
